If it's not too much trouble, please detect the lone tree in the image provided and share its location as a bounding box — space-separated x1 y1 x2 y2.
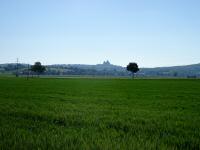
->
31 62 46 77
127 62 139 78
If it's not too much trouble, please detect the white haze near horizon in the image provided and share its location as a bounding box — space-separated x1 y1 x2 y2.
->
0 0 200 68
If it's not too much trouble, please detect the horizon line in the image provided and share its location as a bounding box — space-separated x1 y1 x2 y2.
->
0 61 199 69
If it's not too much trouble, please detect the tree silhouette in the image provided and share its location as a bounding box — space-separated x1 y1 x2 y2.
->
31 62 46 77
127 62 139 78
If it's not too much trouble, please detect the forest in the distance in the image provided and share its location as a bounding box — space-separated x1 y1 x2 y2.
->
0 61 200 78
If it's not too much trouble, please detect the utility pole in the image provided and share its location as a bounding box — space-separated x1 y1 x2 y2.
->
27 64 30 80
16 58 19 77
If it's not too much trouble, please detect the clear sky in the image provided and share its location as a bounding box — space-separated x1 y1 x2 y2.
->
0 0 200 67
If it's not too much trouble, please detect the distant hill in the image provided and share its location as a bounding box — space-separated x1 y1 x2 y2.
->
0 61 200 78
47 60 127 76
139 63 200 77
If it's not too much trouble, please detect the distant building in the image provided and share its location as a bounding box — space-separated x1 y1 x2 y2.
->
103 60 111 65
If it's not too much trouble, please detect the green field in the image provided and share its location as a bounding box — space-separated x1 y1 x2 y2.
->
0 78 200 150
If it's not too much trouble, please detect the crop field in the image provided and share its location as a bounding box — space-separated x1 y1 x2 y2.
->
0 77 200 150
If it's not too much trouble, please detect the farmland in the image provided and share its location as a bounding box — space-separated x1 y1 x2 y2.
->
0 77 200 149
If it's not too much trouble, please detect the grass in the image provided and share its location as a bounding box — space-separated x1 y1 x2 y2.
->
0 77 200 150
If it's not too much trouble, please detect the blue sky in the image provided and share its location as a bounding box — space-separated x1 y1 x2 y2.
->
0 0 200 67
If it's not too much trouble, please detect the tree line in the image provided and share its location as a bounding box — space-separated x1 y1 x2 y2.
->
27 61 139 78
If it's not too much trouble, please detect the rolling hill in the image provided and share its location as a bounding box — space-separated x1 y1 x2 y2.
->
0 61 200 78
